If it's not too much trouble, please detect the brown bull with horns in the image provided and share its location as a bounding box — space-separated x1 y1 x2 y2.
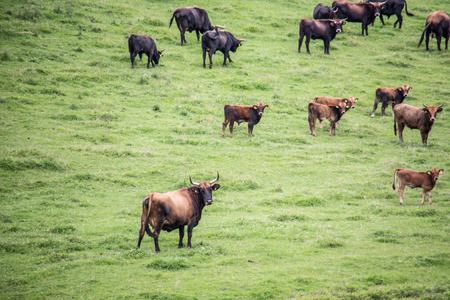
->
137 173 220 252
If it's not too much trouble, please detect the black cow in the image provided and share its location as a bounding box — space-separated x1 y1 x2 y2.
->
298 19 346 55
332 0 384 36
368 0 413 29
128 35 164 69
169 7 213 46
202 29 245 68
313 3 338 19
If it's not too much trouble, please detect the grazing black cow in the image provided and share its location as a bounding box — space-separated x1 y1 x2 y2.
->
418 11 450 51
313 3 338 19
169 7 213 46
332 0 384 36
298 19 346 55
369 0 414 29
128 35 164 69
137 173 220 252
202 29 245 68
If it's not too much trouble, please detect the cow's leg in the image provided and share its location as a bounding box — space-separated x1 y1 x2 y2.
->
180 30 185 46
371 97 380 118
222 119 229 137
425 31 430 51
330 121 336 136
298 32 304 53
324 40 330 55
229 120 235 138
427 191 433 205
152 224 163 252
398 183 405 205
130 52 137 68
196 30 200 42
436 34 442 51
320 120 324 130
421 190 426 205
381 101 389 117
445 36 449 50
379 15 385 26
178 226 185 248
187 225 194 248
305 36 311 54
137 214 147 249
308 115 316 136
421 131 428 146
397 122 405 142
202 48 207 68
394 14 403 29
223 51 228 67
248 123 254 136
208 51 214 69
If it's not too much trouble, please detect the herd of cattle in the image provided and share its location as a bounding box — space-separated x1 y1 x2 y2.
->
130 2 447 252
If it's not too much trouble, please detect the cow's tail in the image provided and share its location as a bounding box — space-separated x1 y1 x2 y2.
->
418 24 429 48
404 1 414 16
143 194 155 238
128 34 135 53
392 169 401 190
169 13 176 28
393 112 397 136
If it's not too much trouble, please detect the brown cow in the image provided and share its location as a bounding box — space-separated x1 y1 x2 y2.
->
371 85 412 118
308 102 348 136
137 173 220 252
222 103 268 137
418 11 450 51
393 104 443 145
314 96 358 129
393 168 444 205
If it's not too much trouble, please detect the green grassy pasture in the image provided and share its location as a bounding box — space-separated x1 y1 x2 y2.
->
1 0 449 298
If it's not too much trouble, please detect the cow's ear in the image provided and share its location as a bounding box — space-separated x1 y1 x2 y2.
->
423 108 428 113
194 188 199 194
439 169 444 174
253 105 257 110
427 171 432 175
355 98 358 102
344 99 348 103
212 184 220 191
398 88 403 92
437 106 443 112
409 86 412 90
264 105 269 108
335 105 339 108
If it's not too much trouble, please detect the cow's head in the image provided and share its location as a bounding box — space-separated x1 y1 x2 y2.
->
231 38 245 52
398 85 412 98
331 102 348 115
368 1 386 17
154 49 164 65
190 173 220 206
427 168 444 182
329 19 346 33
253 103 269 116
344 97 358 109
422 104 443 123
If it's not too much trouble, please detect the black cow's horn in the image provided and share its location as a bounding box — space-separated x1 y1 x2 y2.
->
438 104 444 108
210 172 219 184
190 176 200 186
332 7 338 13
213 25 225 29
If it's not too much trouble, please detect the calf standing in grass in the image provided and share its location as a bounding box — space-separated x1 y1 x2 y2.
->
308 102 348 136
222 103 268 137
314 96 358 129
393 104 443 145
393 168 444 205
371 85 412 118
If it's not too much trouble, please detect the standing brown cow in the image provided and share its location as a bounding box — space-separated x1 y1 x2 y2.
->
137 173 220 252
418 11 450 51
314 97 358 129
308 102 348 136
222 103 268 137
393 168 444 205
393 104 443 145
371 85 412 118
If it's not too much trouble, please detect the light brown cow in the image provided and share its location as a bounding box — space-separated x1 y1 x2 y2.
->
137 173 220 252
393 104 443 145
308 102 348 136
393 168 444 205
314 96 358 129
371 85 412 118
418 11 450 51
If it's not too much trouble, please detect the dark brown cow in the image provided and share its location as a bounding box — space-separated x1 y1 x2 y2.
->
313 3 338 19
222 103 268 138
128 35 164 69
369 0 414 29
393 168 444 205
332 0 384 36
418 11 450 51
308 102 347 136
314 97 357 129
298 19 346 55
137 173 220 252
371 85 412 118
393 104 443 145
169 7 213 46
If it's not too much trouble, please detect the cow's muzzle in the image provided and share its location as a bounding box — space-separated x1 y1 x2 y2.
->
375 13 380 17
258 112 264 116
430 117 436 122
205 199 213 205
336 29 342 33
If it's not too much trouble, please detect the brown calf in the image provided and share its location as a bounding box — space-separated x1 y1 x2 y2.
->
371 85 412 118
314 96 358 129
393 104 443 145
308 102 347 136
137 173 220 252
222 103 268 137
393 168 444 205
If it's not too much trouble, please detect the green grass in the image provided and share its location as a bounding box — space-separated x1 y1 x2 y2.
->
1 0 449 299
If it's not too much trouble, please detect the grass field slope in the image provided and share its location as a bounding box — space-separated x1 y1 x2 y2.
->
1 0 449 299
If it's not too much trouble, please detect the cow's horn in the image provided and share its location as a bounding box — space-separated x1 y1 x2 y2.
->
189 176 200 186
214 25 225 29
423 104 428 108
210 172 219 184
438 104 444 108
238 39 246 42
332 7 338 13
